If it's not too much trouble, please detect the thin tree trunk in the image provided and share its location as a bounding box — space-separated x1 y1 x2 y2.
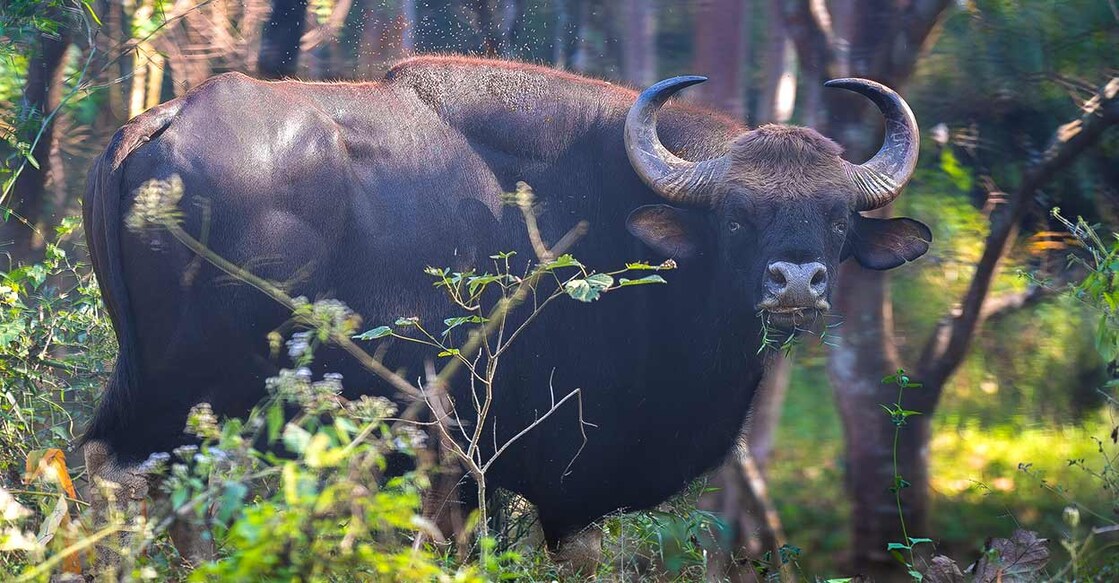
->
571 0 591 72
699 353 793 580
259 0 309 79
473 0 500 56
621 0 656 86
500 0 525 58
5 28 71 254
755 0 793 124
746 353 792 472
357 1 384 78
402 0 417 53
308 43 335 80
553 0 570 67
358 0 408 78
692 0 749 118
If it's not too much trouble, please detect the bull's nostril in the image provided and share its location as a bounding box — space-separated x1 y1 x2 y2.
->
811 270 826 286
768 264 787 286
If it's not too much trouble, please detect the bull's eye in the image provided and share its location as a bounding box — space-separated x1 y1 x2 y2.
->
833 221 847 235
728 221 742 233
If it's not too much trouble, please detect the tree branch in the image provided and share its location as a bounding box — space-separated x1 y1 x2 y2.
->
918 78 1119 389
780 0 837 80
892 0 955 82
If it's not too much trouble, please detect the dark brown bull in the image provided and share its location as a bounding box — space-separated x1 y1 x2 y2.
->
82 57 930 566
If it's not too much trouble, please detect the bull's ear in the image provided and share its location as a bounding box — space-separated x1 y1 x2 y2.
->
626 204 705 260
849 215 932 270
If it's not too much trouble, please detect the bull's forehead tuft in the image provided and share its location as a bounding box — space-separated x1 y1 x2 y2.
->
723 125 850 199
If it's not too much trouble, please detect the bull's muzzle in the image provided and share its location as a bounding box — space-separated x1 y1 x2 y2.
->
756 261 830 327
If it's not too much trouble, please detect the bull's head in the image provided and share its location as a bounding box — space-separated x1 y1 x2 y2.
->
623 76 931 330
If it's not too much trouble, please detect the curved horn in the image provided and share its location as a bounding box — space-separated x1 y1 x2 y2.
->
625 76 725 207
824 78 920 211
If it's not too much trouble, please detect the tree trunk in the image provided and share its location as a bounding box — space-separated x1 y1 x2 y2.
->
620 0 656 86
772 0 955 574
755 0 794 124
692 0 749 119
824 71 918 576
259 0 309 79
826 256 917 578
4 28 71 255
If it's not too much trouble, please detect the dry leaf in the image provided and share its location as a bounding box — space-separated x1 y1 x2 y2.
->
24 449 77 499
35 495 68 546
969 529 1050 583
924 555 965 583
24 449 83 574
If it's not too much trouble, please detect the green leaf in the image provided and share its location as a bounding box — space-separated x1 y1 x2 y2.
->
887 542 911 551
267 402 284 443
564 273 614 302
438 349 461 358
353 326 392 340
466 274 503 296
171 487 188 510
939 149 973 192
216 482 248 525
282 423 312 454
543 254 583 271
394 317 419 327
618 275 667 287
443 315 487 336
587 273 614 287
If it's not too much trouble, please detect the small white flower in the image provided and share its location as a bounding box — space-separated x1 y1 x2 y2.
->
137 451 171 473
286 331 312 361
0 488 30 522
173 445 199 458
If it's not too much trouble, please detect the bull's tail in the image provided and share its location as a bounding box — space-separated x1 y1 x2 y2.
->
80 100 182 451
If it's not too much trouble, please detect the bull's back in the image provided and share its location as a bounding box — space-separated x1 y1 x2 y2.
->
90 72 510 459
117 74 351 365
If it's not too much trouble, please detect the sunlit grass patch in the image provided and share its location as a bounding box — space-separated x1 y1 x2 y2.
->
930 413 1113 501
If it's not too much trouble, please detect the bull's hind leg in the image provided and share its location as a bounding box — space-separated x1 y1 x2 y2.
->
84 440 215 574
84 439 150 577
551 526 605 579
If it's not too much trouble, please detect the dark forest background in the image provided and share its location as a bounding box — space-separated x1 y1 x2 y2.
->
1 0 1118 580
